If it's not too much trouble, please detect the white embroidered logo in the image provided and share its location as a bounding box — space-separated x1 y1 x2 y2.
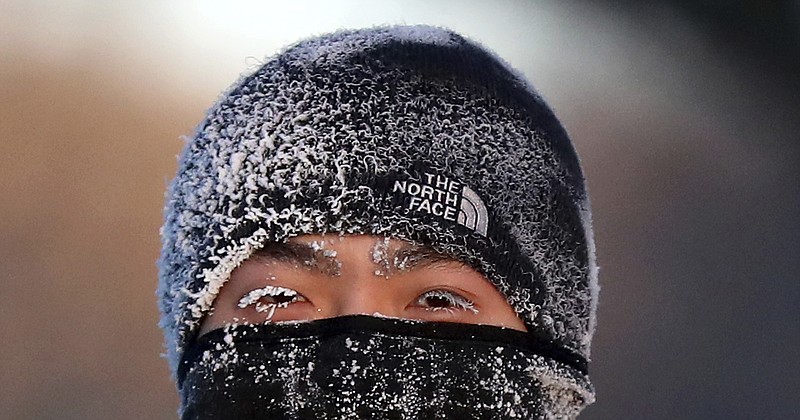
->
392 172 488 236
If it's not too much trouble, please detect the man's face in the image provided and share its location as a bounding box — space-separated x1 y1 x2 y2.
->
200 234 526 335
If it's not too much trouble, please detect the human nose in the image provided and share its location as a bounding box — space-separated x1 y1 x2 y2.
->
321 283 396 318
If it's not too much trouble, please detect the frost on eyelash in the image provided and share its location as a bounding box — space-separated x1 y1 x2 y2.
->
421 290 479 314
238 286 298 319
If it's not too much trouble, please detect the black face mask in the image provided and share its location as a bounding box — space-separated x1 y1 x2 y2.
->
178 316 592 419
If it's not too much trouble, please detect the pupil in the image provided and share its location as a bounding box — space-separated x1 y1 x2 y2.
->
425 295 451 308
271 293 295 304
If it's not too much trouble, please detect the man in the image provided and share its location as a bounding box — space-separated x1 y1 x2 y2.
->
159 25 598 419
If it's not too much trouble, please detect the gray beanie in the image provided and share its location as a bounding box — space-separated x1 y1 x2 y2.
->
158 24 597 399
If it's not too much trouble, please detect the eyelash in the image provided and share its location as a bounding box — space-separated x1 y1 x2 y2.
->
238 286 307 319
237 286 479 318
414 290 479 314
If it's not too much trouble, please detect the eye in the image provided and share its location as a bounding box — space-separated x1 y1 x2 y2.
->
238 286 308 319
413 289 479 314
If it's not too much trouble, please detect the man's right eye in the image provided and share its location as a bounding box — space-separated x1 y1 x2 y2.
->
237 286 308 318
412 289 479 314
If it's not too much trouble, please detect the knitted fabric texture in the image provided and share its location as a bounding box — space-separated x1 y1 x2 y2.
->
158 25 598 389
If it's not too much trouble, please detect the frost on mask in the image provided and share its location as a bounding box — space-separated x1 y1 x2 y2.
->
179 316 593 419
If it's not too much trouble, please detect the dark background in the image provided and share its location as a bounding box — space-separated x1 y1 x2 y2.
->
2 1 798 418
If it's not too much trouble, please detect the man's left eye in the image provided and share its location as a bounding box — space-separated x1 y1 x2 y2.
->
414 290 478 313
238 286 307 319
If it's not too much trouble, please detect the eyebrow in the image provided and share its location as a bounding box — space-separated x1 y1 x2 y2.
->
250 241 461 277
390 244 457 272
251 242 341 277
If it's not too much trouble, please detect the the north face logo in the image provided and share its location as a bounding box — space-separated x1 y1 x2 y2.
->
392 172 488 236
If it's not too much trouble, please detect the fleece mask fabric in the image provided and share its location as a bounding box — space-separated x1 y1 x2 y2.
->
158 25 598 417
179 316 593 419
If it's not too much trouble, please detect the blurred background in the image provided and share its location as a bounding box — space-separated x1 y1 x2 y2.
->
1 0 798 418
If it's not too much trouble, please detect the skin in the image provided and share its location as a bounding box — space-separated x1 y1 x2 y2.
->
200 234 526 335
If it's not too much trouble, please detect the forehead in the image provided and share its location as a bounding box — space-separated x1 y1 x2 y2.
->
250 235 459 273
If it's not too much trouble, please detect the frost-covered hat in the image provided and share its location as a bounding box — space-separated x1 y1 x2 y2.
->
159 24 597 392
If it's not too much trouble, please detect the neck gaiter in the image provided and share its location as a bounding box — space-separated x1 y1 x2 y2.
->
178 316 592 419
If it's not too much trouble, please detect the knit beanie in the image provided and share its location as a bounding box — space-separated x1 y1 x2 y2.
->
158 24 598 409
